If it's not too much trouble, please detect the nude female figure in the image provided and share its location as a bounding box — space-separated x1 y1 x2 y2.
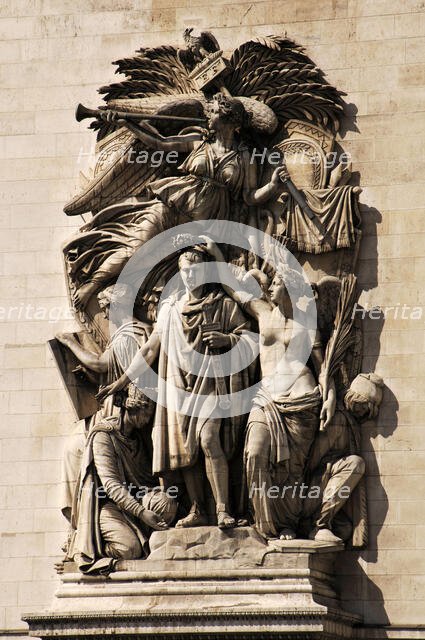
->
201 238 336 540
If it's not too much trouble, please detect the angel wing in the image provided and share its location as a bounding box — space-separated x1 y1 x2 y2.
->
64 126 169 216
97 44 203 139
100 44 197 103
226 35 346 132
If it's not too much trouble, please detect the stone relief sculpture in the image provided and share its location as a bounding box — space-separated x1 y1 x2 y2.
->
98 241 256 530
55 284 173 572
64 90 286 311
301 372 384 546
16 26 391 640
51 29 383 581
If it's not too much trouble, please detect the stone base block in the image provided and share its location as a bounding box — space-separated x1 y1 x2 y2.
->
23 527 360 639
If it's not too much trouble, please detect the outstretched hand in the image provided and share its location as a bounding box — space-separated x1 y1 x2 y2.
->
198 235 222 260
96 376 127 402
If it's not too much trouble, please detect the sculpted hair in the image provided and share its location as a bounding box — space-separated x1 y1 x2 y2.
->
177 242 214 265
344 372 384 420
97 283 133 306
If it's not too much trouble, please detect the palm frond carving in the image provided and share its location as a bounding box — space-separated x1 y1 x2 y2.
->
99 45 197 102
227 35 346 131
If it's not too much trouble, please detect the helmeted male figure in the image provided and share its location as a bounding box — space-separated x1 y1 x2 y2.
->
302 372 384 544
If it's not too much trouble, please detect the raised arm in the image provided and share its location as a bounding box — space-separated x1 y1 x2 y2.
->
110 115 203 153
96 329 160 402
199 236 271 322
56 332 108 374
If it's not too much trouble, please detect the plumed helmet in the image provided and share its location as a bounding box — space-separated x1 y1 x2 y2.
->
345 372 384 420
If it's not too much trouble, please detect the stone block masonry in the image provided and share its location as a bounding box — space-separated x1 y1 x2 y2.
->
0 0 424 636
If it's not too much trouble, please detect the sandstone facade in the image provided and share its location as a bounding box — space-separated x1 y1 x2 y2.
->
0 0 424 636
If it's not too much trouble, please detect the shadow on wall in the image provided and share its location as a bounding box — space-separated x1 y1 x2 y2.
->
339 102 360 139
336 194 399 624
336 381 398 626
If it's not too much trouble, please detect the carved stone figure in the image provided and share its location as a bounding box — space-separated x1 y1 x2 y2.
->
98 242 256 529
61 33 351 349
56 285 158 555
67 406 176 574
202 239 337 539
301 372 384 545
181 28 220 65
64 92 288 310
52 27 381 569
22 25 393 640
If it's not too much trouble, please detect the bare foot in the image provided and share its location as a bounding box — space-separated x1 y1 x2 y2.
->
236 518 249 527
217 511 236 530
279 527 296 540
309 527 343 544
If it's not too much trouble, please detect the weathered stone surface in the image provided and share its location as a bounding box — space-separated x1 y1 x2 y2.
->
146 525 269 563
1 2 425 637
24 544 357 640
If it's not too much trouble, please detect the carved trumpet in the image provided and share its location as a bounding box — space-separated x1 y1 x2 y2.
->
75 103 207 125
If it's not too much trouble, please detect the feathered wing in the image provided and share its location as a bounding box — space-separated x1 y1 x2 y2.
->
64 127 170 216
63 44 206 343
198 31 220 54
226 35 346 132
64 45 204 217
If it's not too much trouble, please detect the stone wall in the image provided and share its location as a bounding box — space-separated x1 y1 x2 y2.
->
0 0 424 636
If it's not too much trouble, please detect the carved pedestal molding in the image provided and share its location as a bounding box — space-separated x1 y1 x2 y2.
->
24 531 359 639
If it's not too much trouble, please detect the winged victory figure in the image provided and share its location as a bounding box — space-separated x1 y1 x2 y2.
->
61 31 356 349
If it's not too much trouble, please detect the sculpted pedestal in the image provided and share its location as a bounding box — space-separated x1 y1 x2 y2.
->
23 527 360 640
